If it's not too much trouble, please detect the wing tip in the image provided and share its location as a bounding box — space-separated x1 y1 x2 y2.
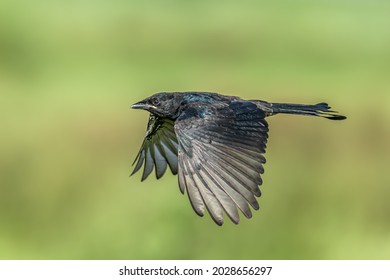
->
129 168 139 177
213 217 224 226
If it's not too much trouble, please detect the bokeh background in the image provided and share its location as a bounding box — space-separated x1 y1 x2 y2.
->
1 0 389 259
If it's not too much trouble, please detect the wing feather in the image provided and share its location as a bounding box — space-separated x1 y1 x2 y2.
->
200 162 252 219
152 142 167 179
180 157 205 216
131 149 145 175
131 115 179 179
142 147 154 181
175 101 268 225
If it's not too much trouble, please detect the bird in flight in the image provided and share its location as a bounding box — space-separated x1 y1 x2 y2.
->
131 91 346 225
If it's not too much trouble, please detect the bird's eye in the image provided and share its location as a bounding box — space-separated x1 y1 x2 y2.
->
150 97 160 106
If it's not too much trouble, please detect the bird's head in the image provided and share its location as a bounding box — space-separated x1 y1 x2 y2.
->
131 92 183 119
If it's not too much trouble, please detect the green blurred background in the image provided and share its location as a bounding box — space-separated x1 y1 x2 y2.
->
1 0 389 259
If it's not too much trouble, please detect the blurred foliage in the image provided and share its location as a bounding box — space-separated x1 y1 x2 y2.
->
1 0 390 259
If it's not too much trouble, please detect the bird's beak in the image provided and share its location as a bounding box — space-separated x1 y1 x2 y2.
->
131 101 149 110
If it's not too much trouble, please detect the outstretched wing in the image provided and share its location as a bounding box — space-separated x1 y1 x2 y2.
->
175 101 268 225
131 114 179 180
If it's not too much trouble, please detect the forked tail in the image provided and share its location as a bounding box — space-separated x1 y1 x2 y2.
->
270 102 346 120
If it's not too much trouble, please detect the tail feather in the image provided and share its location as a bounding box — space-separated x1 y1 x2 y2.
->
270 102 346 120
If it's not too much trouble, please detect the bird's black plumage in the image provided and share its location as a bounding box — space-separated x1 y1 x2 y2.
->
131 91 346 225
